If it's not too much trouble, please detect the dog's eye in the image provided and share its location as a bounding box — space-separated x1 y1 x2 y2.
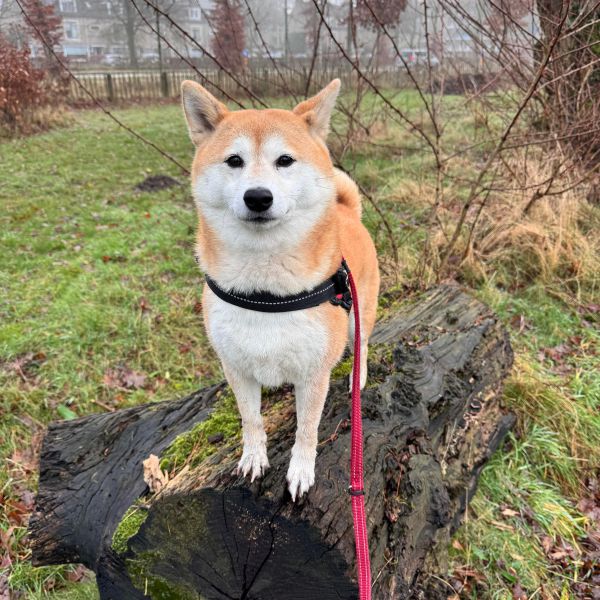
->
225 155 244 168
275 155 295 168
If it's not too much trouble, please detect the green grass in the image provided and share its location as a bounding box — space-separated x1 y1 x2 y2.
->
449 283 600 598
0 104 220 597
1 98 598 598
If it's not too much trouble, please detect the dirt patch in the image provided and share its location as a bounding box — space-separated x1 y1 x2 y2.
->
135 175 181 192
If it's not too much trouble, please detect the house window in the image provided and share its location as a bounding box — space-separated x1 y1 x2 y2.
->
188 7 201 20
59 0 77 12
63 20 80 40
63 45 87 56
191 27 201 40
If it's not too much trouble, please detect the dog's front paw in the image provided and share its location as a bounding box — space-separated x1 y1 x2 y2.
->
237 445 269 482
286 448 316 501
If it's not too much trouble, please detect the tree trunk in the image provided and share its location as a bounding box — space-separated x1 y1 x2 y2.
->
123 0 138 69
29 285 515 599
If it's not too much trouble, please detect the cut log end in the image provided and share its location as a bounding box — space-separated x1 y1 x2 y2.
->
123 490 357 599
29 285 515 599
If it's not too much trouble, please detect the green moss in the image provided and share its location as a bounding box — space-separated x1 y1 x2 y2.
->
160 388 241 472
331 356 353 379
127 551 202 600
374 343 395 365
111 506 149 555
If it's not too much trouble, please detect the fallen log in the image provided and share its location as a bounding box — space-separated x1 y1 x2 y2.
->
29 285 515 599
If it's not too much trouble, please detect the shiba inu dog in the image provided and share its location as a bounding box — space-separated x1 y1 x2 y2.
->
181 79 379 500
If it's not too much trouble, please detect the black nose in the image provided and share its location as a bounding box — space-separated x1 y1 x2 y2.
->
243 187 273 212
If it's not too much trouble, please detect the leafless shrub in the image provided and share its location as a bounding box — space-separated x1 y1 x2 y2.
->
0 33 70 135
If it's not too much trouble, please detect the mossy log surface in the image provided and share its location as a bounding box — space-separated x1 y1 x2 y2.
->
29 285 515 600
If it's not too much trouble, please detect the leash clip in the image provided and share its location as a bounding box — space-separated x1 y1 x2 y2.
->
348 485 365 496
330 262 353 311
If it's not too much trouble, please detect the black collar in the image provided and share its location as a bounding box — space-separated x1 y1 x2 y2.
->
205 259 352 313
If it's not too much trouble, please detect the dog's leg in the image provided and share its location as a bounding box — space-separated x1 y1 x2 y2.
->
348 305 368 390
224 365 269 482
287 370 330 500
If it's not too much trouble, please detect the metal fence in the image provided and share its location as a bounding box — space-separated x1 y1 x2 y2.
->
66 67 417 103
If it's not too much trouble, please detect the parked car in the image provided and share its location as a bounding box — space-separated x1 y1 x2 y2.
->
141 52 160 64
102 53 126 66
396 49 440 67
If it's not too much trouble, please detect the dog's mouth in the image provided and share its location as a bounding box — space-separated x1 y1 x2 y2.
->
243 215 276 223
240 212 286 228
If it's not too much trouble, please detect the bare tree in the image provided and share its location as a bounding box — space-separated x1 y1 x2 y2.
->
21 0 62 66
209 0 246 74
534 1 600 181
105 0 174 68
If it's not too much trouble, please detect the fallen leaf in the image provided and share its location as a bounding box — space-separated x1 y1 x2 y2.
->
103 368 121 389
0 571 10 600
138 297 151 313
143 454 168 494
122 369 146 389
101 255 126 263
512 582 527 599
103 366 147 390
20 489 35 510
452 566 486 583
578 303 600 315
452 539 464 551
509 314 530 333
6 351 47 380
543 343 571 363
0 527 14 550
541 535 553 554
578 496 600 523
66 564 89 583
10 446 39 477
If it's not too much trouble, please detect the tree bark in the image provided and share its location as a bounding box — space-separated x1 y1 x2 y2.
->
29 284 515 599
123 0 139 69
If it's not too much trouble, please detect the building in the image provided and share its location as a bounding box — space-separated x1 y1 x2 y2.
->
0 0 510 70
0 0 214 66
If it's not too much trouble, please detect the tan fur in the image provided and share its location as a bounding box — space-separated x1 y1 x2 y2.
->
333 168 362 218
182 79 379 499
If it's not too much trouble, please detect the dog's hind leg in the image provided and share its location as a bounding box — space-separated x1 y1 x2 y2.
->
287 370 331 501
348 304 369 391
224 365 269 482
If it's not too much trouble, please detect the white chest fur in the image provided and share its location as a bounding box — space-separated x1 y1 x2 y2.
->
205 292 330 387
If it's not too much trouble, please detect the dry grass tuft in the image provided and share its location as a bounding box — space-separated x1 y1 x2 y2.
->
426 152 600 301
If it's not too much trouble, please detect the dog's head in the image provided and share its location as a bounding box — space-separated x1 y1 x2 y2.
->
181 80 340 249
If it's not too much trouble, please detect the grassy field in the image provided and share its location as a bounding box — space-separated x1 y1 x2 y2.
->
1 98 598 599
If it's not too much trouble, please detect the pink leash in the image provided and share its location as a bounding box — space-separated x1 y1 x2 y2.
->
346 262 372 600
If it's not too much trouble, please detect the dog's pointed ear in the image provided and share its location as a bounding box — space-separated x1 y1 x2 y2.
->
293 79 340 139
181 80 229 146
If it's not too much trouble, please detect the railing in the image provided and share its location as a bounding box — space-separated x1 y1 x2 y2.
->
66 67 419 103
